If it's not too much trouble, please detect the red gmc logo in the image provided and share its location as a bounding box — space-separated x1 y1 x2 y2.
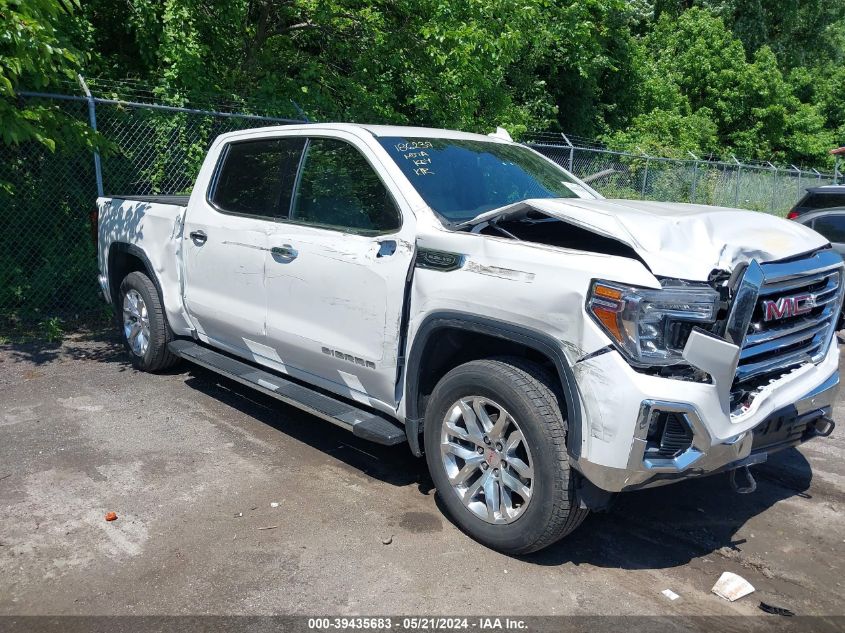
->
762 293 814 322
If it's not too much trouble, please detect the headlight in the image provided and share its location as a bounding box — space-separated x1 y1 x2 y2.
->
587 280 720 366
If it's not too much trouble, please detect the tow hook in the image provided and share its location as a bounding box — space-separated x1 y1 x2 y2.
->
729 466 757 494
813 416 836 438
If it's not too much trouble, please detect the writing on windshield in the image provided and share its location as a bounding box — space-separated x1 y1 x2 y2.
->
378 137 585 222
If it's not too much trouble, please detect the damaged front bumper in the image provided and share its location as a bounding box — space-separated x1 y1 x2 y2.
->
572 338 840 493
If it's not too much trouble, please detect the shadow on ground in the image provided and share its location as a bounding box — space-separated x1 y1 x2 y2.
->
183 365 431 491
178 358 813 572
1 328 131 368
524 447 811 569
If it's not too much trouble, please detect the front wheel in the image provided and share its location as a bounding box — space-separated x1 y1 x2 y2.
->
118 271 179 372
424 357 588 554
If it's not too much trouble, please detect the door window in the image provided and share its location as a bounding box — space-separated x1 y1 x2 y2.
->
210 138 304 218
291 138 401 233
811 214 845 243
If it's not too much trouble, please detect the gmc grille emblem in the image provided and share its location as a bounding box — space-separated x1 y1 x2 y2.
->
762 293 814 322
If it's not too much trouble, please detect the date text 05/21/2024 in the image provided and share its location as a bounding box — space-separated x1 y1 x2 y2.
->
307 618 528 631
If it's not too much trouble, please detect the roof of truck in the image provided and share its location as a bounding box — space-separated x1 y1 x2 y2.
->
226 122 510 143
352 123 506 141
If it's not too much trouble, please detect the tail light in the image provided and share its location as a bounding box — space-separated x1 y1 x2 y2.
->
786 210 799 220
89 206 99 249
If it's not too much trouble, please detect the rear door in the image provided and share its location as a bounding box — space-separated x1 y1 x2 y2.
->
263 135 415 408
182 137 305 356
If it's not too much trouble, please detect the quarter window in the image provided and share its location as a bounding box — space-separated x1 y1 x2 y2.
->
291 138 401 233
797 193 845 212
211 138 304 218
811 214 845 243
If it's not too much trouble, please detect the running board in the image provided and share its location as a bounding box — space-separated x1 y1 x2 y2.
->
168 340 406 446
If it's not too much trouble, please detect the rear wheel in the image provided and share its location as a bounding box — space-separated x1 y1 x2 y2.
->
118 271 179 372
424 357 588 554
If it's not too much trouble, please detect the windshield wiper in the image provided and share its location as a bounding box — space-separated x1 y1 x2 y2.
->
452 201 532 231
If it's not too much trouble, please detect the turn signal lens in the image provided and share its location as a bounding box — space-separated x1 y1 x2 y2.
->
593 284 622 301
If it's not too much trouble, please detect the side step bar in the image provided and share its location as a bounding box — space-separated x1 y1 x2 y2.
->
168 340 406 446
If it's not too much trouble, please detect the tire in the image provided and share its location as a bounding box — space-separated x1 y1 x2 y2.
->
424 357 588 554
118 271 179 372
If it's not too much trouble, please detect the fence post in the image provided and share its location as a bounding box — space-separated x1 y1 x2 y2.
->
77 74 104 197
812 168 821 185
641 154 650 198
766 161 777 213
791 165 802 204
732 155 741 207
561 133 574 172
687 151 699 203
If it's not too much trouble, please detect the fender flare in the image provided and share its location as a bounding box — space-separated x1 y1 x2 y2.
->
403 311 582 457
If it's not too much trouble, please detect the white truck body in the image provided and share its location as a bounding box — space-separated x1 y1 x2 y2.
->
97 123 841 540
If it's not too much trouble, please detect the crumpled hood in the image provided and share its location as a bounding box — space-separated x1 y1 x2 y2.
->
525 198 828 280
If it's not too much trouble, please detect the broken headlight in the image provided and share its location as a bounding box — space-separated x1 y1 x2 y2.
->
587 280 719 366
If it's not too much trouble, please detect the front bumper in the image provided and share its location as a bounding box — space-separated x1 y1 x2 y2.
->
572 339 840 492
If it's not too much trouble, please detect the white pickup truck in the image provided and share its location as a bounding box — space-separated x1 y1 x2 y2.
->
96 124 841 553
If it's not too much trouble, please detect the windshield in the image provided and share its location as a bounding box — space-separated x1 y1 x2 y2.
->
377 137 591 223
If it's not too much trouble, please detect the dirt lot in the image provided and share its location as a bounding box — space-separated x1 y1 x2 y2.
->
1 330 844 618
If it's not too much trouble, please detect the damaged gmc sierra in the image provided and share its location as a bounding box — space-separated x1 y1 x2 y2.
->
96 124 841 553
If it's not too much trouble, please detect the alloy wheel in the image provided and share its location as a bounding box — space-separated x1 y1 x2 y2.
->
440 396 534 524
122 289 151 357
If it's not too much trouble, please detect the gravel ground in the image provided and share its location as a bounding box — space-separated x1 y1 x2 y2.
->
0 330 843 619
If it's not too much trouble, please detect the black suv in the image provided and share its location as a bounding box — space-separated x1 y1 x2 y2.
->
787 185 845 219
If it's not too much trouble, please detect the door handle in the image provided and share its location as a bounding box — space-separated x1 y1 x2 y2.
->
271 244 298 260
189 230 207 245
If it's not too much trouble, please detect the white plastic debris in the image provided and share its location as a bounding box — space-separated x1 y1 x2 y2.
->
270 502 279 508
487 127 513 142
661 589 680 601
712 572 755 601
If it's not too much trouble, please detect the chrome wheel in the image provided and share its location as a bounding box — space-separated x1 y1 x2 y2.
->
440 396 534 524
122 289 150 357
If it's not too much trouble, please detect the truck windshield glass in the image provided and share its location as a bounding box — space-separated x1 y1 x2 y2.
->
377 137 586 222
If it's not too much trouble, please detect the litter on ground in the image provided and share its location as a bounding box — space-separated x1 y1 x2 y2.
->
661 589 680 601
712 572 755 601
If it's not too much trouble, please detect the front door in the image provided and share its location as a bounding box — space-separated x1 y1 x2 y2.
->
264 136 415 408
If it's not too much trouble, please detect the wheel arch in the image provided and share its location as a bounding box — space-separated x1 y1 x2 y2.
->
107 242 164 308
404 311 582 458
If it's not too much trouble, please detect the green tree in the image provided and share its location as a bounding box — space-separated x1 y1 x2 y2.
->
608 7 834 163
0 0 95 151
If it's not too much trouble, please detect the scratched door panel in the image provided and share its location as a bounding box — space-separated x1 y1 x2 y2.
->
182 216 268 353
183 137 304 355
264 223 414 407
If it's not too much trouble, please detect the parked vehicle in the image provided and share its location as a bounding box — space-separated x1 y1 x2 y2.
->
787 185 845 219
96 124 842 553
793 206 845 326
793 207 845 258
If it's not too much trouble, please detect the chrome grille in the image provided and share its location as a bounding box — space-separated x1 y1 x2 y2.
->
734 250 844 384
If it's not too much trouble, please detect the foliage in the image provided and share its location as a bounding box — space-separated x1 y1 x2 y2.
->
40 316 63 342
0 0 98 152
606 8 837 163
3 0 842 165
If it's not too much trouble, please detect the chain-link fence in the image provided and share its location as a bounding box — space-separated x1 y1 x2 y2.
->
1 90 839 332
526 133 838 215
1 91 294 331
